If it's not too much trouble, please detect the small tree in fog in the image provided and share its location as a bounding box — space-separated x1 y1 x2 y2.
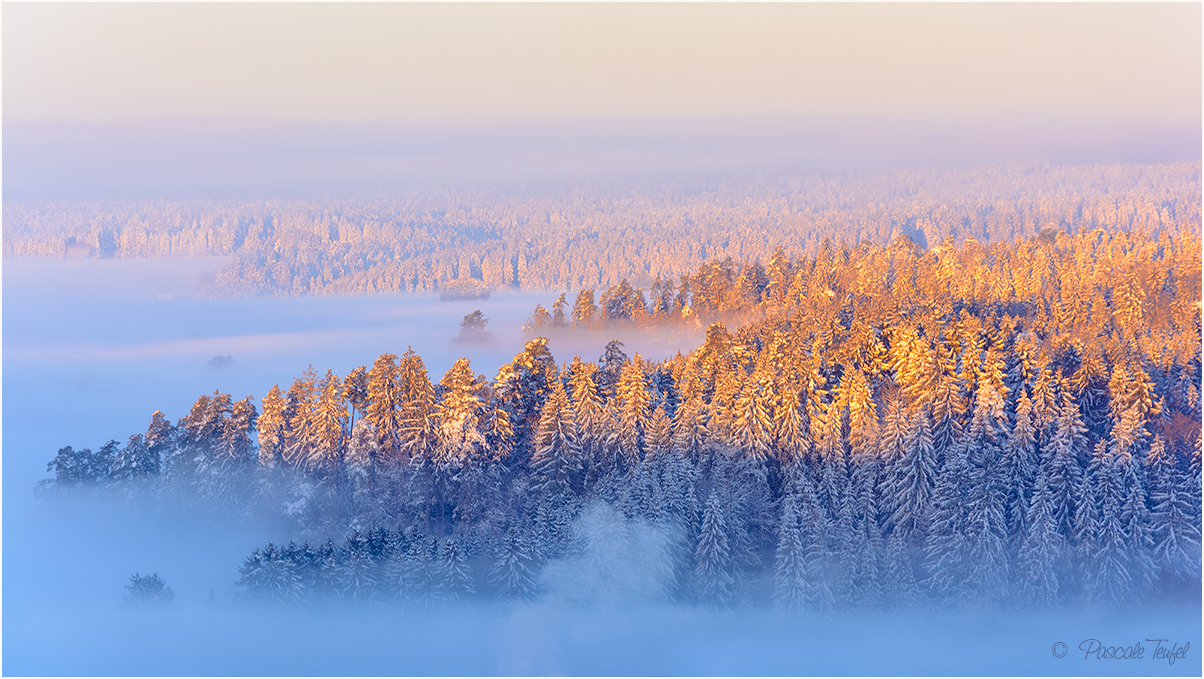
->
123 573 174 606
458 310 491 342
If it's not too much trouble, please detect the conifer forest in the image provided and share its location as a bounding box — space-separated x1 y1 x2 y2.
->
37 199 1203 612
9 4 1202 674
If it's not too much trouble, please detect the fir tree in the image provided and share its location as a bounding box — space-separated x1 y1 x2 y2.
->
1002 392 1039 551
694 494 733 605
616 356 652 465
1086 447 1131 606
1147 436 1201 585
1016 471 1062 608
433 537 474 600
258 385 288 468
887 407 937 539
926 443 971 603
1044 397 1088 540
366 353 403 462
773 492 807 610
531 373 582 499
436 357 487 464
492 527 538 600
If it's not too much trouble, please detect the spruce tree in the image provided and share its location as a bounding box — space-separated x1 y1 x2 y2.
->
926 443 971 603
1087 448 1131 606
694 494 733 605
1017 470 1062 607
616 357 652 465
531 375 582 499
492 527 538 600
887 407 937 538
1002 391 1039 550
1147 436 1201 584
773 492 808 610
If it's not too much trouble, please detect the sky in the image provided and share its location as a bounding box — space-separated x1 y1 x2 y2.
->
3 2 1201 199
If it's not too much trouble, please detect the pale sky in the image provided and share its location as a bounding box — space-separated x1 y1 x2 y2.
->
5 2 1201 127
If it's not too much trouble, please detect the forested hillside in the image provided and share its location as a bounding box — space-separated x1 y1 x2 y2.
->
5 162 1200 297
40 227 1201 610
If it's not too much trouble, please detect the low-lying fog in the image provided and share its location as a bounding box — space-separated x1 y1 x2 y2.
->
4 257 1199 676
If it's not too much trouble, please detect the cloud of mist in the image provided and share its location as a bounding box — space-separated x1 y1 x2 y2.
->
539 502 680 606
5 117 1199 201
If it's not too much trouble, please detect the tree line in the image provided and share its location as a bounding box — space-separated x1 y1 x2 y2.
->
5 162 1199 299
41 228 1201 609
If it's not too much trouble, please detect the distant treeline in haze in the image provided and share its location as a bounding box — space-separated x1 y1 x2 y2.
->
4 162 1199 297
40 228 1202 610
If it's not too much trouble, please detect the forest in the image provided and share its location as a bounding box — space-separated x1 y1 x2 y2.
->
4 162 1200 298
39 225 1202 611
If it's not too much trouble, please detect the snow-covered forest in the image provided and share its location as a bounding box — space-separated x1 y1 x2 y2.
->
39 226 1202 611
5 162 1200 297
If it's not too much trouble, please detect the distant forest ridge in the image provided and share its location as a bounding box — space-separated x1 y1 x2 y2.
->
3 162 1199 297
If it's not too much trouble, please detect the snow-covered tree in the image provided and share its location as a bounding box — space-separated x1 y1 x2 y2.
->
694 494 733 605
1147 436 1201 585
1017 470 1062 607
886 407 937 539
773 492 807 610
531 372 582 499
492 527 538 600
616 356 652 465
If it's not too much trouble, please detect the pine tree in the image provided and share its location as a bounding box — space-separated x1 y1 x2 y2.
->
795 469 835 613
568 357 605 467
342 366 370 431
597 340 629 398
1086 447 1131 606
1017 470 1062 607
926 443 971 603
887 407 937 538
531 373 582 499
111 433 157 481
883 528 919 610
436 357 486 464
961 368 1010 604
572 289 598 328
123 573 175 606
398 348 437 461
1118 455 1155 596
1002 392 1039 551
878 398 909 467
310 369 347 472
366 353 403 463
346 419 376 508
671 393 708 460
846 453 884 608
845 369 880 460
237 543 302 604
492 527 538 600
773 492 808 610
258 385 288 468
694 494 733 605
774 382 812 464
1044 397 1088 540
1073 439 1107 595
433 537 473 600
616 356 651 466
339 530 379 600
732 373 773 461
494 338 557 452
283 367 320 469
1147 436 1201 585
